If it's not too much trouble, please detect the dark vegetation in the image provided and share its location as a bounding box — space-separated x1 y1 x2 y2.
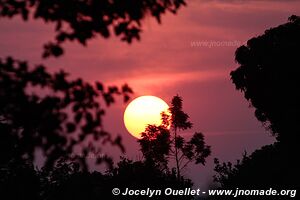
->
0 95 204 200
139 95 211 181
0 1 203 200
0 0 186 170
0 0 186 58
0 57 132 170
1 0 299 199
212 15 300 199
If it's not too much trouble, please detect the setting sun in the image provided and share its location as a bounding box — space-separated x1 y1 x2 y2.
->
124 96 169 139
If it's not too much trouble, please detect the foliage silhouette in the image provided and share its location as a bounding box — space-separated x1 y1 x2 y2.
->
106 157 194 200
1 157 194 200
0 1 189 199
0 0 187 169
1 0 187 169
0 159 41 200
214 143 299 189
0 0 186 58
0 57 132 170
212 143 299 200
139 124 171 171
212 16 300 199
139 95 211 180
230 15 300 144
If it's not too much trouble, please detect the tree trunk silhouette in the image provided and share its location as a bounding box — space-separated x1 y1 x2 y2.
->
174 126 181 181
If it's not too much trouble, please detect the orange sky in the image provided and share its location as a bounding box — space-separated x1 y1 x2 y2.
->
1 0 300 188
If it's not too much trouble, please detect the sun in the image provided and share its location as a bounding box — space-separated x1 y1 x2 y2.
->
124 96 169 139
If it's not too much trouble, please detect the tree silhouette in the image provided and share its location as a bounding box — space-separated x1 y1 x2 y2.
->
139 95 211 180
212 143 299 200
230 15 300 144
0 0 187 170
212 16 300 199
106 157 193 200
214 143 299 190
0 159 41 200
1 1 189 199
139 124 171 171
0 57 132 170
0 0 186 58
0 156 194 200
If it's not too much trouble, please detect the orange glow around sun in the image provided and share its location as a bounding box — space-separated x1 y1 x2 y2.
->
124 96 169 139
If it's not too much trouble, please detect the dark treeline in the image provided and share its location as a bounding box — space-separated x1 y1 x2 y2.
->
0 95 208 200
212 15 300 200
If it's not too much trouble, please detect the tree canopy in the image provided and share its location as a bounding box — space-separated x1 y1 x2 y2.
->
0 157 193 200
231 15 300 144
0 0 186 170
0 57 132 169
213 16 300 198
0 1 193 199
0 0 186 58
139 95 211 180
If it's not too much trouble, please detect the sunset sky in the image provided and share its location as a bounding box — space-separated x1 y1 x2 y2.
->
1 0 300 188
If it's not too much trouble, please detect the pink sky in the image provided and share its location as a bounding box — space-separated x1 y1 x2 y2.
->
1 0 300 188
